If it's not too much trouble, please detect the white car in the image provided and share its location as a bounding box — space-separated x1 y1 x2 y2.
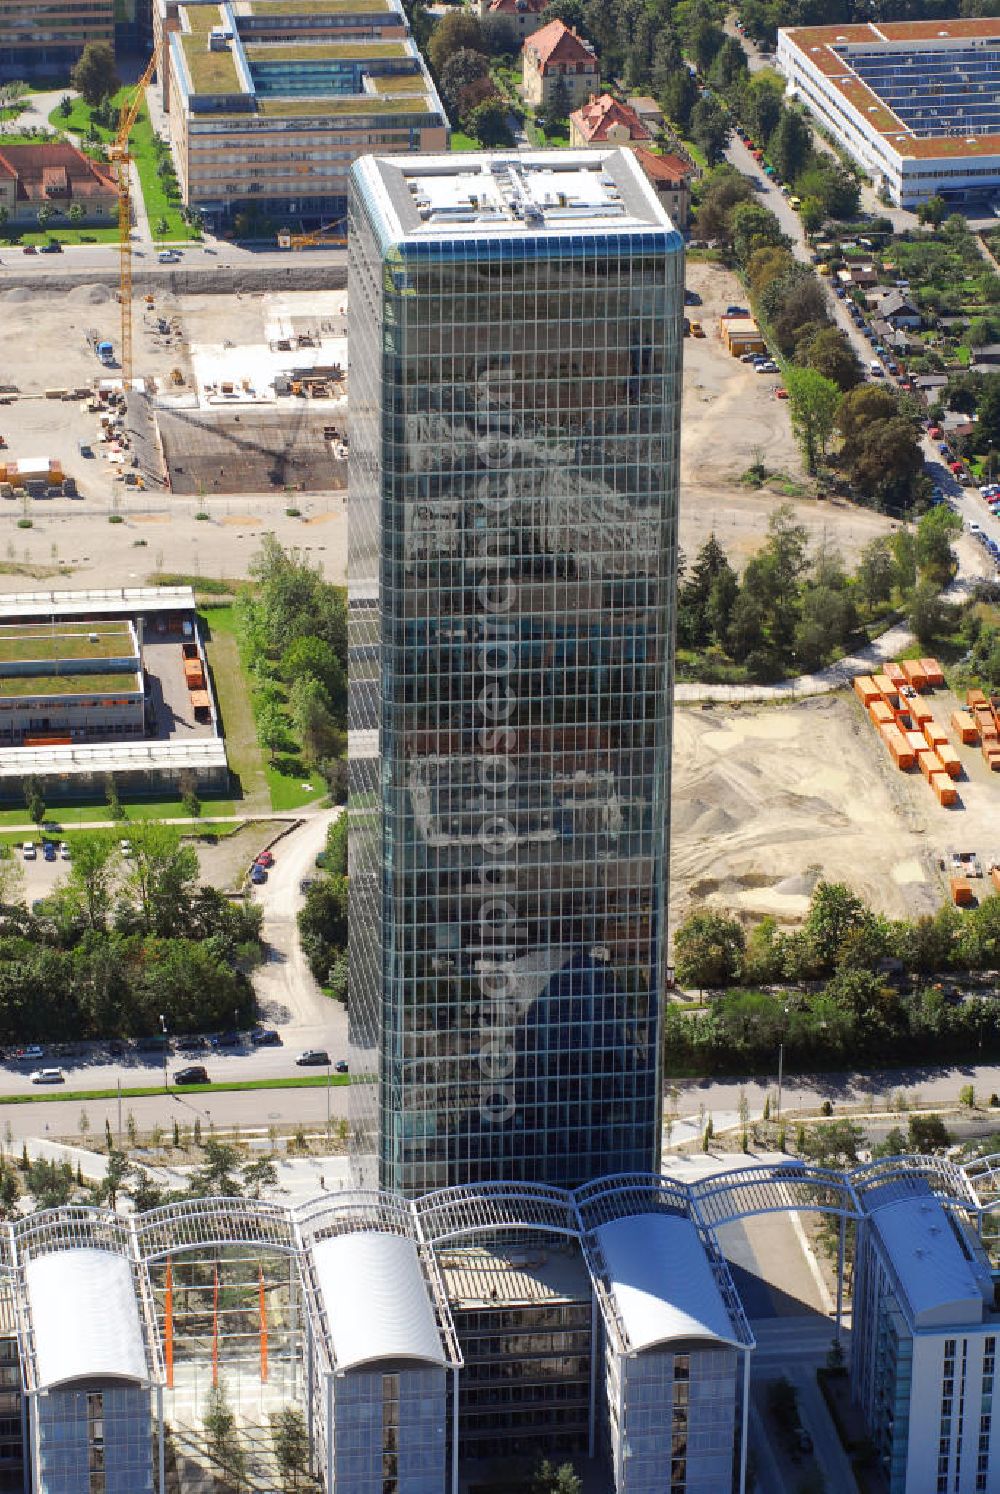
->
30 1068 64 1085
969 523 982 534
119 839 132 857
21 842 35 861
59 842 70 860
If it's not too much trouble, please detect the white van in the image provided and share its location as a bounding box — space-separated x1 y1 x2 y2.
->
157 250 180 264
870 360 884 378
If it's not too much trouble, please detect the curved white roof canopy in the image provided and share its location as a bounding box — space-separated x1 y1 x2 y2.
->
312 1230 447 1372
594 1213 744 1353
25 1248 149 1389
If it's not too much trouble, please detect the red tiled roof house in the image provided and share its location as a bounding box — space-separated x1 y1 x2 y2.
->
569 94 651 148
633 147 694 230
0 143 116 226
522 19 599 109
478 0 548 42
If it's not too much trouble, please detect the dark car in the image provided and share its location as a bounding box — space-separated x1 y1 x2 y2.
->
42 841 56 862
299 877 316 895
334 1059 349 1073
214 1030 241 1048
108 1040 128 1057
174 1065 208 1085
39 241 61 254
251 1028 282 1047
250 864 267 885
296 1049 330 1066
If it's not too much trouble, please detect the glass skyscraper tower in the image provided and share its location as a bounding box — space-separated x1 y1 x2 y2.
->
347 148 683 1196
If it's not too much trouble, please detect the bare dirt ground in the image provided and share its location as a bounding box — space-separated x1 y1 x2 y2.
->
669 690 976 930
680 261 897 569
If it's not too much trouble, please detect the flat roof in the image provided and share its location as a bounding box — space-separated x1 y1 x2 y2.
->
0 586 196 620
25 1249 149 1389
869 1193 992 1328
0 621 134 664
352 147 678 241
594 1213 745 1353
311 1230 447 1371
439 1244 590 1307
0 738 227 780
781 21 1000 163
0 670 140 698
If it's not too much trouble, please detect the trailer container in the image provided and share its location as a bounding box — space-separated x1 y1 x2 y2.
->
885 662 907 686
905 730 927 754
900 659 928 691
931 771 957 806
950 875 974 906
911 701 934 726
920 658 945 687
923 722 948 749
936 744 962 780
951 710 978 745
918 748 943 780
967 689 988 708
853 675 880 705
874 674 899 706
880 724 915 768
870 700 894 727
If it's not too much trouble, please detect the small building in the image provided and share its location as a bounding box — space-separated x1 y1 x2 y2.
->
569 93 651 148
971 343 1000 367
0 0 113 81
878 289 922 329
633 147 693 230
0 620 144 747
852 1182 1000 1494
522 19 599 110
628 95 664 134
0 143 117 226
850 263 879 287
478 0 548 41
721 314 766 356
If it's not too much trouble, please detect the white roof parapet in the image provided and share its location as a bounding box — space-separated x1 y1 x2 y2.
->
25 1249 150 1390
0 739 227 780
312 1230 449 1373
0 586 197 619
590 1213 751 1356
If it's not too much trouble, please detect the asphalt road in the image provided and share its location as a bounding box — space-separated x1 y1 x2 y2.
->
0 242 347 276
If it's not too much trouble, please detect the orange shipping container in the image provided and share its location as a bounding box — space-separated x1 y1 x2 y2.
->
874 674 899 705
923 721 948 748
885 662 907 686
905 730 926 754
918 748 943 780
911 701 934 725
968 688 988 708
951 875 974 906
931 771 957 806
901 659 928 691
881 724 915 768
937 744 962 780
870 700 894 727
951 710 978 745
853 675 879 705
920 657 945 687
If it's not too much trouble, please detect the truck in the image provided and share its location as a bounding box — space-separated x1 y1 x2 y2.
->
97 341 114 366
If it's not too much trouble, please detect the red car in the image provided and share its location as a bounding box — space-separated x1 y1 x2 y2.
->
256 850 274 868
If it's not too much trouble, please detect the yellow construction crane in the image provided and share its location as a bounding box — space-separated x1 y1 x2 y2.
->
277 221 347 250
108 52 158 389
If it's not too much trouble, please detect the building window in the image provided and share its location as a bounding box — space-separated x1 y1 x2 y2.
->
382 1373 399 1494
88 1392 105 1494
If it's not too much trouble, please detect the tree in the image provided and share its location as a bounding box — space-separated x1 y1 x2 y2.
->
68 202 84 225
531 1461 582 1494
802 326 861 392
729 201 789 267
844 416 923 510
688 96 729 165
428 11 484 73
542 0 585 27
188 1138 243 1198
673 909 745 990
467 98 511 147
908 1112 950 1152
0 850 24 913
280 636 346 720
540 74 570 132
770 108 811 181
917 194 947 227
804 882 870 974
204 1385 246 1486
256 698 287 765
270 1407 309 1490
438 47 490 109
36 202 54 231
857 537 896 611
122 820 198 937
298 876 348 983
21 775 44 827
678 532 738 647
909 581 949 647
66 830 119 930
70 41 119 107
799 195 825 235
288 674 339 768
694 165 754 245
784 367 840 473
916 504 961 585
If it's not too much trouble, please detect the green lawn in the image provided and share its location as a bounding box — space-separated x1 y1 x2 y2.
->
450 130 481 152
48 92 193 242
0 797 237 832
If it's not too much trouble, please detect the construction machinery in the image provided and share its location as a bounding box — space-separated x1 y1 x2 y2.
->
276 220 347 250
107 52 158 389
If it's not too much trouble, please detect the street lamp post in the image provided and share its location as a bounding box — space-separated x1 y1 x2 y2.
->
160 1014 168 1093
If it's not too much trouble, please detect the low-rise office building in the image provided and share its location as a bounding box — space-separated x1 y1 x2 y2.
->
0 620 143 747
776 19 1000 209
157 0 447 230
0 0 113 82
852 1179 1000 1493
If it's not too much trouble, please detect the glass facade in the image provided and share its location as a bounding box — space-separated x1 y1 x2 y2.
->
347 150 684 1195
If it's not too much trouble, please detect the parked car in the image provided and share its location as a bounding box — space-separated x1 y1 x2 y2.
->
119 838 132 857
21 843 35 860
299 877 316 895
31 1068 64 1084
334 1060 349 1074
296 1049 330 1067
59 842 70 860
251 1027 281 1047
256 849 274 868
38 240 61 254
174 1065 208 1085
250 864 267 885
21 245 35 255
23 1045 43 1060
214 1030 241 1048
42 841 56 862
